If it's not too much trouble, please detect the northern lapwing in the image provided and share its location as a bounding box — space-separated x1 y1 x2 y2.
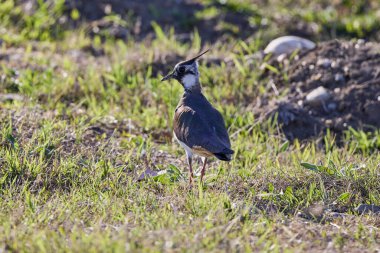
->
161 50 234 186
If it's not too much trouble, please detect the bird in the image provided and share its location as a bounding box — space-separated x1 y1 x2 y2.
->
161 49 234 186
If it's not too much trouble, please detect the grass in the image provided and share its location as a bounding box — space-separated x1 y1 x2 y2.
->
0 0 379 252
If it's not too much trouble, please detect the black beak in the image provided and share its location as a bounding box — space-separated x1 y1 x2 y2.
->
161 72 174 82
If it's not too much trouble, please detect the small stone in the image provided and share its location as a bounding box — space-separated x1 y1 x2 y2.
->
312 73 322 80
327 103 337 111
357 39 365 45
261 18 268 26
317 58 332 68
334 73 345 82
309 64 315 70
331 60 340 68
104 4 112 14
355 39 365 49
305 86 331 105
59 15 67 25
325 119 333 126
334 88 341 93
92 26 100 33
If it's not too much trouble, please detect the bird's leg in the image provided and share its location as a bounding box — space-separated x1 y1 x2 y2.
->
187 155 194 187
200 157 208 183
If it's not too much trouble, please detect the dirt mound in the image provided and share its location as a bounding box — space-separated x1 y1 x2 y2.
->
262 40 380 141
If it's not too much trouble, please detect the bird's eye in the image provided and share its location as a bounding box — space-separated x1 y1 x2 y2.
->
177 66 186 74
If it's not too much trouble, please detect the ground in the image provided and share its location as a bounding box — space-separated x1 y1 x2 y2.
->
0 0 379 252
260 40 380 142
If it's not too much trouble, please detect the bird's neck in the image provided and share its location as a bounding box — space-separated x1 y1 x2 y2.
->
184 85 202 93
181 74 202 93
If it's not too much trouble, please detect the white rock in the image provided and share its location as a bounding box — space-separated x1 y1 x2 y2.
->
305 86 331 105
264 36 316 56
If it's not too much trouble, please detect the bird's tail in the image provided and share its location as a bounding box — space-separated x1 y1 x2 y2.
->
213 148 234 161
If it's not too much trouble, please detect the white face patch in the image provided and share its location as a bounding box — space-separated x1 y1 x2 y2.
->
182 74 197 89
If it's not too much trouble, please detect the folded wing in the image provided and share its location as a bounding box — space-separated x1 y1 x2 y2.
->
174 105 234 159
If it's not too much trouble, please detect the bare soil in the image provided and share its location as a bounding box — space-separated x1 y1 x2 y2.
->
261 40 380 141
64 0 260 42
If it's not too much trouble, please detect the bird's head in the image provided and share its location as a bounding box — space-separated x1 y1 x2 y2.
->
161 49 209 92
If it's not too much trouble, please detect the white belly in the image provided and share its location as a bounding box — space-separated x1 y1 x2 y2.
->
173 132 193 158
173 132 213 158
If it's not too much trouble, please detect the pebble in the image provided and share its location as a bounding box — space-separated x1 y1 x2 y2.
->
327 103 337 111
325 119 333 126
264 36 316 56
311 73 322 80
334 73 345 82
305 86 331 105
355 39 366 49
357 39 365 45
331 60 340 69
316 58 332 68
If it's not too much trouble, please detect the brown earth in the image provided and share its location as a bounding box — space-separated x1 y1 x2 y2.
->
16 0 380 43
260 40 380 141
19 0 262 43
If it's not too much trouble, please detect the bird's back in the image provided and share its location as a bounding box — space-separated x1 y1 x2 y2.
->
174 92 233 160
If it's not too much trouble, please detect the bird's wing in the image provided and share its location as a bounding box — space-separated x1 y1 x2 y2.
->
207 107 232 149
174 105 232 154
